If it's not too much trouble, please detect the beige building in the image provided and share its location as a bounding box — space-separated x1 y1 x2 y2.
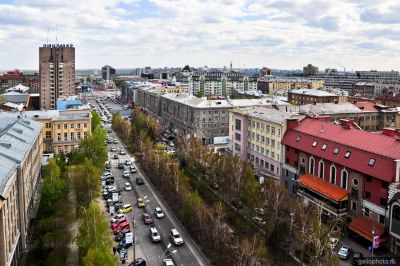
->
160 86 187 94
24 109 91 153
257 78 324 95
39 44 75 110
0 114 42 266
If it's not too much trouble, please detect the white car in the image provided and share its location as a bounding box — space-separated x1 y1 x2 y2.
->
125 160 132 165
337 246 352 260
149 227 161 242
123 171 130 178
154 207 164 219
163 259 175 266
329 237 339 250
111 214 125 223
170 229 184 246
124 182 132 191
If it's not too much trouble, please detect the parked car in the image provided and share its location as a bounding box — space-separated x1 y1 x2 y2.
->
232 200 244 209
170 229 184 246
162 259 174 266
149 227 161 242
351 252 364 266
113 139 118 144
117 239 132 251
142 213 153 225
329 237 339 250
125 159 132 165
124 182 132 191
118 162 125 169
123 171 130 178
111 217 127 229
113 222 130 234
252 216 266 225
154 207 164 219
136 177 144 185
120 149 126 155
338 246 352 260
114 154 119 159
137 198 145 208
111 214 125 224
118 204 133 214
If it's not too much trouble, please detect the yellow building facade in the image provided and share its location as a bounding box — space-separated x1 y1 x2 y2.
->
268 79 324 94
25 109 92 153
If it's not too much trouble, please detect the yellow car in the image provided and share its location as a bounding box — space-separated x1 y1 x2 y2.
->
137 198 145 208
118 204 133 214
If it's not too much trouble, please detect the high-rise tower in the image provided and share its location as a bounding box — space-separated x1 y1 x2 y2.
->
39 44 75 110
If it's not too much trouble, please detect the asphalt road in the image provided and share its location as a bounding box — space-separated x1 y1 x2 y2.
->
90 94 209 266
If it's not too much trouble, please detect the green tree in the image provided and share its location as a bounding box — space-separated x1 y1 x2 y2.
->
70 158 101 207
83 247 117 266
91 110 101 131
71 127 107 169
241 165 261 211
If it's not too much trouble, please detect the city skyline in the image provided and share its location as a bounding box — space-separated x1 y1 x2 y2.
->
0 0 400 70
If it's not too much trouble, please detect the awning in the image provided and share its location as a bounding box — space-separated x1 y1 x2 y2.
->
349 216 385 242
298 174 348 202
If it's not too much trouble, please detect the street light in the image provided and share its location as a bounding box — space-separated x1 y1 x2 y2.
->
362 208 376 258
163 249 177 259
160 243 172 260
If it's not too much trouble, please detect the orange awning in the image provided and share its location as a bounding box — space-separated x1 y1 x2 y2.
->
298 174 348 202
349 216 385 242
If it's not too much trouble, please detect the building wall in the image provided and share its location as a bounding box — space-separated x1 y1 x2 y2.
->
39 47 75 110
229 111 248 159
288 93 339 105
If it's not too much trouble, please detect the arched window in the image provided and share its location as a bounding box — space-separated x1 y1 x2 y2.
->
341 169 348 190
318 160 325 179
309 157 315 175
330 165 336 184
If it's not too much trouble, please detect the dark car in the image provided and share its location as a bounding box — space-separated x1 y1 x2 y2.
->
117 239 132 251
142 213 153 225
136 177 144 185
129 258 146 266
118 162 125 169
351 252 364 266
232 200 244 209
115 229 131 242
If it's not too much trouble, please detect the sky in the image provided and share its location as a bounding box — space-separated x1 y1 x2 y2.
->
0 0 400 71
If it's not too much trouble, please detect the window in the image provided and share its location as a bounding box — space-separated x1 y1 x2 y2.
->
296 136 301 142
381 181 389 189
333 147 339 154
235 119 241 130
364 207 370 217
379 214 385 225
261 124 265 131
57 124 61 129
321 144 327 150
84 132 88 137
45 131 51 139
365 191 371 199
77 132 81 139
57 133 61 141
45 123 51 128
271 127 275 135
261 136 265 143
301 157 305 164
252 121 255 128
351 201 357 211
271 140 275 148
71 123 74 129
260 159 264 167
252 133 255 140
309 157 315 175
255 157 259 164
256 146 259 152
77 123 81 129
312 141 318 147
318 160 325 179
256 122 260 130
266 125 270 133
235 133 241 141
285 169 289 177
70 132 74 140
330 165 336 184
64 124 68 129
368 158 375 166
256 134 260 142
84 123 87 128
261 148 264 154
353 178 359 186
270 164 275 172
344 151 351 158
271 152 275 159
366 176 372 183
64 133 67 141
380 198 387 207
341 169 348 190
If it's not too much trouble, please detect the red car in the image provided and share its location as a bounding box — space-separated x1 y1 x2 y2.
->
142 213 153 225
113 222 130 235
111 217 127 229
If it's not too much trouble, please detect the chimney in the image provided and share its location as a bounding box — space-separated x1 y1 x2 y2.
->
287 118 299 129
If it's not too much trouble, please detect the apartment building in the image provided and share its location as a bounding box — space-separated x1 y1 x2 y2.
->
303 64 319 76
288 88 339 105
281 116 400 251
135 87 164 117
229 107 302 180
0 70 39 93
24 109 91 153
101 65 116 81
0 114 42 266
257 77 324 94
356 70 399 82
39 44 75 110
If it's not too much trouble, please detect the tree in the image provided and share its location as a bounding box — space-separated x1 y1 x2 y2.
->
71 127 107 169
229 235 267 266
83 247 117 266
241 165 261 211
91 110 101 131
70 158 101 207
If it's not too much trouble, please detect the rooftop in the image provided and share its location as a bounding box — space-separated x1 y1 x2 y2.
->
0 114 42 198
377 93 400 102
161 93 289 109
232 106 301 125
23 109 91 121
289 88 337 97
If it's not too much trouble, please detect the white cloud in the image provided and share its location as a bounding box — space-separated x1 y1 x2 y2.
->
0 0 399 70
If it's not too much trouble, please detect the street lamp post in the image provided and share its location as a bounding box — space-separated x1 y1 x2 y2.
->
160 243 172 260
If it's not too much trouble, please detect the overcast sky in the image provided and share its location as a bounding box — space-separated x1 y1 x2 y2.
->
1 0 400 71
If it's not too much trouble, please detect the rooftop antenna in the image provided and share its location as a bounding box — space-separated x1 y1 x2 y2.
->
46 28 49 44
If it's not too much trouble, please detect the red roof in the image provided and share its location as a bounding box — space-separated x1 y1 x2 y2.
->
377 93 400 102
353 101 380 112
349 216 385 242
282 117 400 182
299 174 348 202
